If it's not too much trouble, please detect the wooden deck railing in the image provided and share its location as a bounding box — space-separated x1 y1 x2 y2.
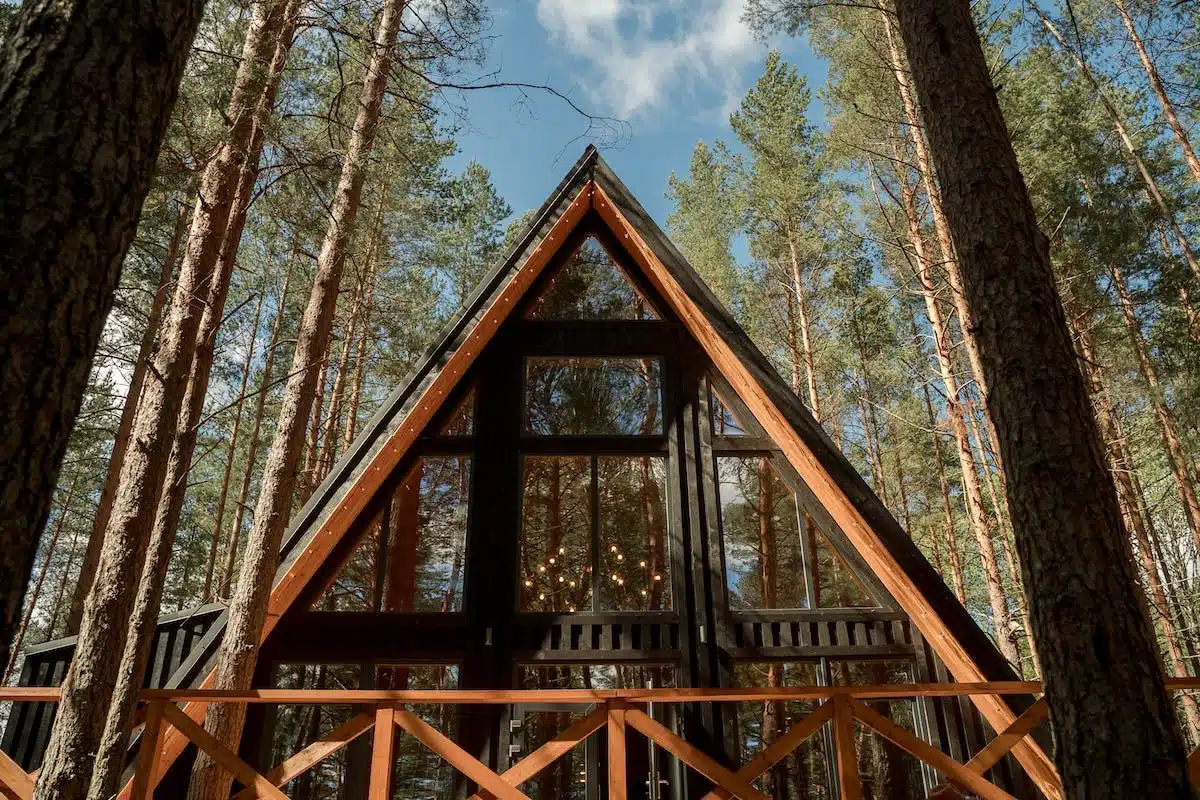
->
2 681 1199 800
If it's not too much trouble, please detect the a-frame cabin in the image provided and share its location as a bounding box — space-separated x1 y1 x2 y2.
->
4 148 1058 799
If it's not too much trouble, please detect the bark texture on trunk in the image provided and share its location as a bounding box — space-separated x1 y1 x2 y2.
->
188 5 405 796
34 5 294 797
68 207 186 635
892 0 1190 794
88 8 301 795
893 148 1019 666
0 0 203 677
204 287 267 602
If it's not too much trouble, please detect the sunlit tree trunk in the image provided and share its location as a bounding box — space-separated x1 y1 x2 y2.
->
68 206 185 634
892 0 1190 790
786 233 823 422
1112 0 1200 188
342 188 387 450
36 5 296 796
87 7 302 792
1109 263 1200 553
204 287 266 602
916 323 966 603
892 152 1018 665
188 5 407 795
224 243 297 595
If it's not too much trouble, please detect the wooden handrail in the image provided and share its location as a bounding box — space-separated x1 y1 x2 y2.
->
3 679 1200 705
5 682 1200 800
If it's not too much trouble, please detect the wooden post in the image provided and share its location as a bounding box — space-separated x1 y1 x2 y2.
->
608 702 628 800
131 701 166 800
833 697 861 800
368 705 396 800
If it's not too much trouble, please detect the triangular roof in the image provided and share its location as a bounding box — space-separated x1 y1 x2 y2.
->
125 147 1059 795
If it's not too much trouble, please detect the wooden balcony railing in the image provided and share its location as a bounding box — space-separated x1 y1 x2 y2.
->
3 681 1200 800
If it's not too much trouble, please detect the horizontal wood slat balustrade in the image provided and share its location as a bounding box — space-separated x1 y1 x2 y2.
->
3 681 1200 799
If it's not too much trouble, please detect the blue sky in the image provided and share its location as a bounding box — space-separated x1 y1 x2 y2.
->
442 0 828 226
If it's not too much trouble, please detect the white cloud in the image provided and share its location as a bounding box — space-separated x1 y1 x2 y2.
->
535 0 761 119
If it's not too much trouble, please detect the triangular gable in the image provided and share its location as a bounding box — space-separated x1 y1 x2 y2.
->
126 147 1059 798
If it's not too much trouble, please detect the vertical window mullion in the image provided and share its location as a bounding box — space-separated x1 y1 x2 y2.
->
590 454 600 612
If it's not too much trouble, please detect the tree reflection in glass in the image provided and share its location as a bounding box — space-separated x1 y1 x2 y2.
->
524 357 662 436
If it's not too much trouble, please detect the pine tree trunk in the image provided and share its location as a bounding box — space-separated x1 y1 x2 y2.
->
1031 2 1200 283
188 5 406 796
342 188 387 451
0 0 203 676
204 288 267 603
224 243 297 596
299 346 332 505
33 6 294 797
856 353 890 508
785 284 803 397
894 150 1019 666
1157 228 1200 343
1068 306 1200 740
4 477 77 683
786 235 824 422
1109 263 1200 553
317 292 362 484
87 8 302 793
916 322 967 604
1112 0 1200 188
47 524 83 639
68 207 186 635
892 0 1190 792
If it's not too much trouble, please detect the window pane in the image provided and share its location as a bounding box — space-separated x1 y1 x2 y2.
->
733 662 830 799
710 386 749 436
381 457 471 612
718 457 808 610
829 661 926 800
526 236 658 320
520 456 593 612
524 357 662 436
437 387 475 436
313 457 471 613
598 457 670 611
810 516 876 608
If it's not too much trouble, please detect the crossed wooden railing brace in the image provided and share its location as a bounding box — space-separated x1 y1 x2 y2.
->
3 682 1200 799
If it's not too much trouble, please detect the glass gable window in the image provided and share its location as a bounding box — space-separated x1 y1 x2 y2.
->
519 456 593 613
598 456 670 611
710 387 749 436
526 236 658 320
811 517 876 608
316 456 471 612
524 357 662 436
520 455 670 612
718 457 808 611
437 387 475 436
